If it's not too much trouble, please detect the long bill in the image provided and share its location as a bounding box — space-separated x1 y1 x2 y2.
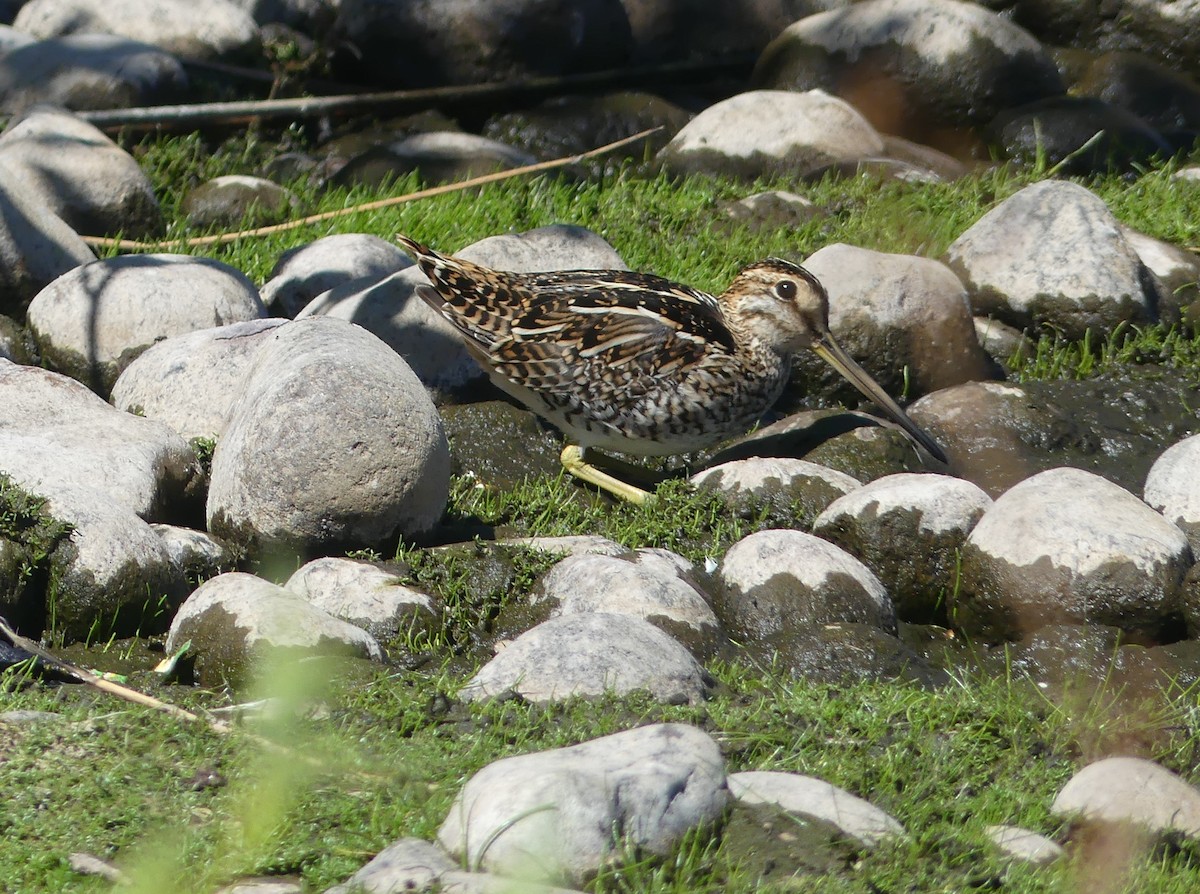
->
811 337 948 464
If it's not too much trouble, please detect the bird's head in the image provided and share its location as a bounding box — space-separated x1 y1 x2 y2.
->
721 257 948 464
719 259 831 356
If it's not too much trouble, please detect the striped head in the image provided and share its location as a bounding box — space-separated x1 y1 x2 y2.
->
717 258 832 357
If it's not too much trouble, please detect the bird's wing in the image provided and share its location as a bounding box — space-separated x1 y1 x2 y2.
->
487 272 739 392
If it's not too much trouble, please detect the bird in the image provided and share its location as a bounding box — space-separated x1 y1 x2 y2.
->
397 234 947 503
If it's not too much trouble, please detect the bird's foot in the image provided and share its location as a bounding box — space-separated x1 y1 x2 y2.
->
560 445 655 505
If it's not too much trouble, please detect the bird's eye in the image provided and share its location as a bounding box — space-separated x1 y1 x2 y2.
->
773 279 797 300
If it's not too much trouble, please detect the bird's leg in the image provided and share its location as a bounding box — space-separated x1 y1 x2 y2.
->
560 445 654 505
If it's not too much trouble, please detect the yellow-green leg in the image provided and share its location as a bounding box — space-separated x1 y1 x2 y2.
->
560 445 654 505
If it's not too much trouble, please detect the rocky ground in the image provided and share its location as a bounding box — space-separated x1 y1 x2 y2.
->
4 0 1200 891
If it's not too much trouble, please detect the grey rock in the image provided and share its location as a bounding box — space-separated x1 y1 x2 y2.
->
28 254 266 396
1144 434 1200 553
261 233 413 318
944 180 1159 340
658 89 884 180
0 162 96 318
729 770 905 848
717 529 896 640
718 190 823 233
324 838 457 894
214 879 302 894
989 96 1170 175
0 106 162 238
323 836 589 894
437 723 727 884
1001 1 1200 82
985 825 1064 865
814 473 991 623
15 0 260 61
801 244 998 397
206 317 450 555
0 710 62 724
0 360 193 519
1052 756 1200 839
111 319 288 441
461 612 710 706
532 549 720 655
308 225 625 392
151 524 230 581
973 316 1033 367
285 557 436 640
41 486 185 640
333 131 537 188
1121 227 1200 325
503 535 627 558
691 457 861 521
957 467 1192 641
753 0 1063 138
182 175 295 229
166 572 384 687
0 34 188 114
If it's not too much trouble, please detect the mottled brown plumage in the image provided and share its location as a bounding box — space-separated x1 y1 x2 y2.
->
398 234 945 501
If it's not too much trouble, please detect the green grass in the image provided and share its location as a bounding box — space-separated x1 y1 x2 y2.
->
7 130 1200 892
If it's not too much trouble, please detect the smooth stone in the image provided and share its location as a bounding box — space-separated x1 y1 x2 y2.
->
151 524 230 581
691 458 861 521
532 549 720 655
0 161 96 318
285 557 436 640
110 319 288 442
1052 756 1200 839
0 360 192 519
716 529 896 640
206 317 450 555
957 467 1192 641
973 316 1034 367
729 771 905 848
166 572 384 687
28 254 265 395
800 244 998 397
332 132 536 188
814 473 992 623
15 0 260 61
0 105 162 238
718 190 823 232
1121 227 1200 325
943 180 1159 340
324 838 457 894
182 175 295 229
503 535 627 558
752 0 1063 144
437 724 726 884
658 89 884 180
985 825 1064 865
261 234 413 318
460 612 710 706
0 34 188 114
1144 434 1200 552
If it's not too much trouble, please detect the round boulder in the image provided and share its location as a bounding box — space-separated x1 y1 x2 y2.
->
438 723 727 884
800 244 999 399
943 180 1159 340
956 467 1193 641
716 528 896 640
814 473 992 624
657 89 884 180
532 549 721 656
752 0 1063 146
28 254 265 395
261 233 413 318
206 317 450 556
111 319 288 442
165 572 384 688
1144 434 1200 554
460 612 710 706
